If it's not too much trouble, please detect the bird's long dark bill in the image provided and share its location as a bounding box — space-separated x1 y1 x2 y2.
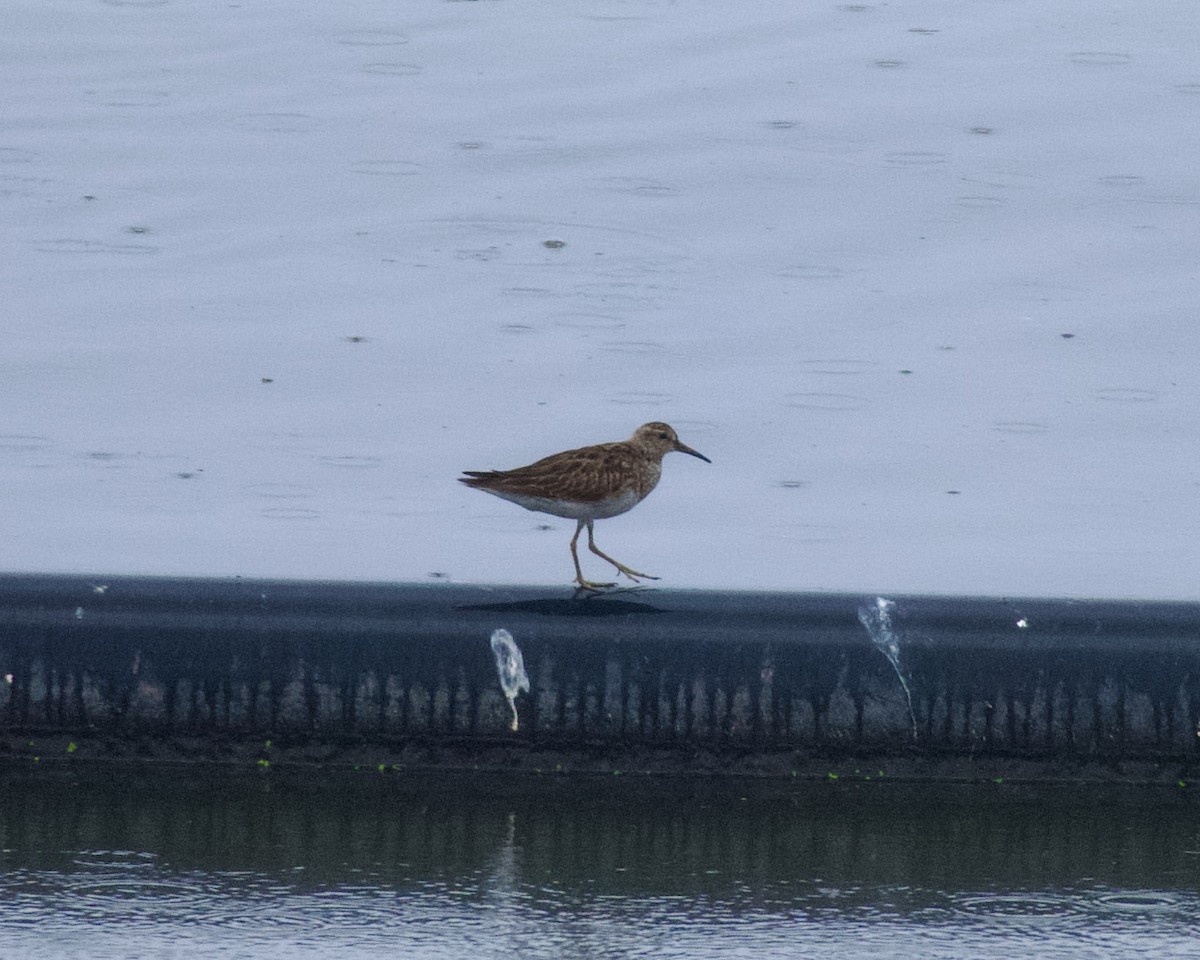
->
676 442 711 463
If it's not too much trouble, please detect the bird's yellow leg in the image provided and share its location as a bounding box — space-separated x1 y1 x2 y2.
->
571 520 615 590
586 521 660 582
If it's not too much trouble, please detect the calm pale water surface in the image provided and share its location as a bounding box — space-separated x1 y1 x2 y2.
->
1 767 1197 958
6 0 1200 597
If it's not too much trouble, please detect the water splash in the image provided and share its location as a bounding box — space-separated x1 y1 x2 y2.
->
857 597 917 740
489 629 530 732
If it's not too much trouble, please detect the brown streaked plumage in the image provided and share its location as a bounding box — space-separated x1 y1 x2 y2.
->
459 422 711 590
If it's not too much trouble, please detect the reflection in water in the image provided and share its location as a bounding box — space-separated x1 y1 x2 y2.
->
0 767 1198 958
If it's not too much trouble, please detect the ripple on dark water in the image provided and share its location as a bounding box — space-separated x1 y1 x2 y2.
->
954 890 1086 919
70 849 157 869
5 875 1198 959
1 773 1198 958
1093 890 1183 914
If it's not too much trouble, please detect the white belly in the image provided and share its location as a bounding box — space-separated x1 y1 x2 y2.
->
484 488 643 521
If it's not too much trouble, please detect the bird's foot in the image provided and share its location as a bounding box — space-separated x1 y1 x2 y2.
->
614 564 659 583
574 577 617 592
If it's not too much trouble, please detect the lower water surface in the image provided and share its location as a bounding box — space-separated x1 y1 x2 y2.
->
1 767 1197 958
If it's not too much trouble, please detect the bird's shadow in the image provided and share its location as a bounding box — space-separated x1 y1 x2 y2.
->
457 586 667 617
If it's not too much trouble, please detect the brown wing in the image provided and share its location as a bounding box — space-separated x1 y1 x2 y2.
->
459 441 648 503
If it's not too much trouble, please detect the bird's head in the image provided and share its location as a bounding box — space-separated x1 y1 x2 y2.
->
632 422 712 463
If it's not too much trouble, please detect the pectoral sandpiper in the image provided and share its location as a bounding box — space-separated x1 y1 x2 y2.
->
459 422 711 590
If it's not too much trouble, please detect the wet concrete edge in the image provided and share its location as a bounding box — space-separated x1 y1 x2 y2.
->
1 574 1198 787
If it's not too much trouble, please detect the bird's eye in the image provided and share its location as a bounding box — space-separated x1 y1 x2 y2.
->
658 432 669 440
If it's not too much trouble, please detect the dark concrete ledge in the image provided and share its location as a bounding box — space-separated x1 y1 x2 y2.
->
1 574 1198 785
